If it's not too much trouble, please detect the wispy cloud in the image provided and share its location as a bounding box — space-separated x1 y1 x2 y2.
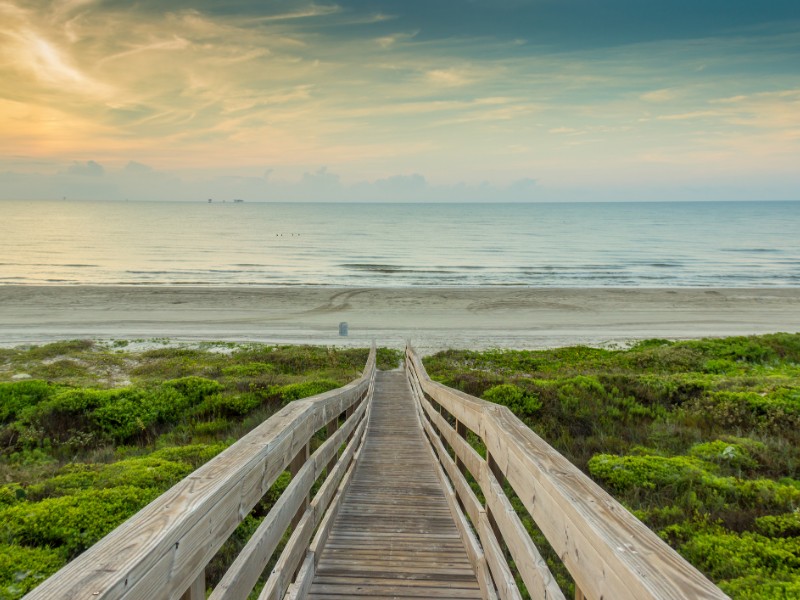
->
0 1 799 199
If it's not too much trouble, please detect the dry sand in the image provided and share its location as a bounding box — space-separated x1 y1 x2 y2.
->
0 286 799 354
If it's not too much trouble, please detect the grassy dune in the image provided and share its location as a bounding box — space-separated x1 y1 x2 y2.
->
424 333 800 599
2 335 798 599
0 341 401 599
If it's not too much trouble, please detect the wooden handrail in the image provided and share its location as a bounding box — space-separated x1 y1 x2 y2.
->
405 344 730 600
24 344 376 600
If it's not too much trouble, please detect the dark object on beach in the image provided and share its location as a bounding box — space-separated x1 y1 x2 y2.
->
339 322 348 336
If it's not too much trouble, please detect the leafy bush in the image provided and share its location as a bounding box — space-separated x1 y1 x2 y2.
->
719 574 800 600
588 453 709 493
149 442 229 468
195 393 263 418
278 379 340 403
0 381 56 424
94 457 192 490
161 377 223 404
0 544 65 599
376 348 403 370
755 512 800 538
25 456 190 502
483 383 542 416
679 530 800 585
17 378 226 446
0 486 159 557
192 419 231 436
90 390 161 442
590 452 800 513
222 363 275 377
689 440 758 472
26 464 101 500
0 485 26 508
689 390 800 433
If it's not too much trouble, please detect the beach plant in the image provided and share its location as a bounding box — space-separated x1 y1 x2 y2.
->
277 379 341 403
423 333 800 598
0 544 66 599
0 381 57 424
0 341 389 599
482 383 542 416
0 486 160 557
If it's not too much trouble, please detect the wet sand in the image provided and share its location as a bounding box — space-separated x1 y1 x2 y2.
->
1 286 798 354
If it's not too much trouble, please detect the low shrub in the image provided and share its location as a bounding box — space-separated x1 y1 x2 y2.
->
590 452 800 514
0 485 26 508
161 377 223 405
0 486 159 557
0 543 65 599
20 340 94 361
94 457 192 490
679 530 800 585
755 512 800 538
278 380 340 403
192 419 231 436
0 381 56 424
195 393 263 418
588 453 709 493
688 389 800 434
149 442 229 468
689 439 759 472
482 383 542 416
221 363 275 377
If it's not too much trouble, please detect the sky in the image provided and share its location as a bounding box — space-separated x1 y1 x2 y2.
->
1 0 799 202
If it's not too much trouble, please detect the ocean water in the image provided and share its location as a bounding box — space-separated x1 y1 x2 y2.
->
1 200 798 287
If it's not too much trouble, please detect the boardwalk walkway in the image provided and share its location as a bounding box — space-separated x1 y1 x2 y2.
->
307 370 482 599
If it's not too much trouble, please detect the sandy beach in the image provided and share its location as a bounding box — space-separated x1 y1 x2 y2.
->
1 286 798 354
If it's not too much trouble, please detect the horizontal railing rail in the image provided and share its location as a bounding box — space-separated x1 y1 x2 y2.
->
25 344 376 600
405 344 729 600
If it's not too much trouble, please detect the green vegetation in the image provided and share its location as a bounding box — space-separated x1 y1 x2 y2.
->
0 340 399 600
424 333 800 599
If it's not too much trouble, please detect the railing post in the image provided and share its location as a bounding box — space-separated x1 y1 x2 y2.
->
454 419 469 516
326 416 338 474
485 452 505 548
455 420 468 476
180 570 205 600
290 442 310 528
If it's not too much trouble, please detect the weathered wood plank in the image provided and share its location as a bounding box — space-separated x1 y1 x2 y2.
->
209 399 368 600
478 511 523 600
179 571 205 600
307 371 482 600
480 463 566 600
406 346 729 600
412 388 499 600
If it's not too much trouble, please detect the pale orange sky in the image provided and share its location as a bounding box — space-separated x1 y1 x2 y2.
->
1 0 799 201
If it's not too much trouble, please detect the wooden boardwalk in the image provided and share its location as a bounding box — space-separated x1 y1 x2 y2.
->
26 346 729 600
307 370 482 599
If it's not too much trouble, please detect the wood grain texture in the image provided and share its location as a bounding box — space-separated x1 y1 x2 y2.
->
410 383 498 600
406 346 730 600
307 371 482 600
210 398 369 600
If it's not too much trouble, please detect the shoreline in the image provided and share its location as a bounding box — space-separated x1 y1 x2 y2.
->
1 285 799 354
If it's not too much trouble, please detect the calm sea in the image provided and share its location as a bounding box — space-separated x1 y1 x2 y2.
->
1 200 798 287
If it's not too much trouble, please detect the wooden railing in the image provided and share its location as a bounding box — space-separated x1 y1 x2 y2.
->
405 344 730 600
24 344 376 600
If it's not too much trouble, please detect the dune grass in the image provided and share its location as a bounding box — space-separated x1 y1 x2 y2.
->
423 333 800 599
0 340 401 599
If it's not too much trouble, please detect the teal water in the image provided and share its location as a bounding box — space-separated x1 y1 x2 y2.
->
1 201 798 287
